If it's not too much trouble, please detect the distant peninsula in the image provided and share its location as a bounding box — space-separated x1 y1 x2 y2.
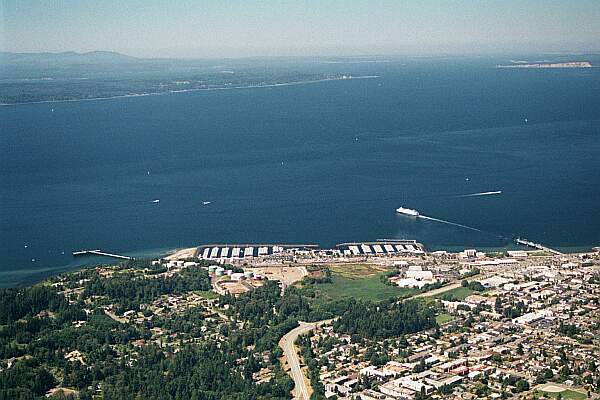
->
0 51 379 105
497 61 592 69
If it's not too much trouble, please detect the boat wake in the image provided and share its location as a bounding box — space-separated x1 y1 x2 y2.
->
457 190 502 197
418 215 482 232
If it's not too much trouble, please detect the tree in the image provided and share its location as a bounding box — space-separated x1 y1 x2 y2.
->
474 382 491 397
536 368 553 384
439 384 453 395
515 379 530 392
516 343 524 355
332 299 437 340
413 359 426 373
495 297 503 313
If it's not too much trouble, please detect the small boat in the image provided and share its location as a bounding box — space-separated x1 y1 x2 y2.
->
202 201 211 205
396 207 419 217
151 199 160 203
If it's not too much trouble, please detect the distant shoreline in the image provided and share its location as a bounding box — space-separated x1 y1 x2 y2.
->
0 75 380 107
496 61 593 69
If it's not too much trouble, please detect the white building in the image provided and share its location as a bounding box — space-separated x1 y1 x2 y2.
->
395 265 436 288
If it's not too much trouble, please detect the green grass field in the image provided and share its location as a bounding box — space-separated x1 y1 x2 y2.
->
435 313 455 325
433 286 475 300
539 389 587 400
301 263 418 303
194 290 219 299
315 275 416 302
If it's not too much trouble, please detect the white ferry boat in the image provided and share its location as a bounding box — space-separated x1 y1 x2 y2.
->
396 207 419 217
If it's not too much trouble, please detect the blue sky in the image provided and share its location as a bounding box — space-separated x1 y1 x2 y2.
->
1 0 599 57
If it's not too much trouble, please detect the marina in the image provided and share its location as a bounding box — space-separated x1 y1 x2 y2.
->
196 243 320 260
336 240 425 255
195 240 425 261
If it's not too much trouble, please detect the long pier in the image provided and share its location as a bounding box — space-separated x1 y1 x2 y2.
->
515 238 563 255
72 249 133 260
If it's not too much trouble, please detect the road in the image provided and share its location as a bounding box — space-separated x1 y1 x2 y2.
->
412 281 463 298
411 273 492 299
103 309 127 324
279 320 332 400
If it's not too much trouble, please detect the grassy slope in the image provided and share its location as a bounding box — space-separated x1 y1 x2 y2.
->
435 313 455 325
301 264 417 302
314 274 416 302
540 390 587 400
194 290 219 299
433 286 475 300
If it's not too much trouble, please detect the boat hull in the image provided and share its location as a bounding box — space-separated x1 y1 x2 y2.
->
396 207 419 217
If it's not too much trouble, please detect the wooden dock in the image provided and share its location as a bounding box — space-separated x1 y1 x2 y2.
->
515 238 563 255
72 249 132 260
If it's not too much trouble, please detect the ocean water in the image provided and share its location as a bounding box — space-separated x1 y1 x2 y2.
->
2 59 600 287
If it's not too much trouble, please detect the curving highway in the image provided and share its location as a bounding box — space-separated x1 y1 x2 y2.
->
279 320 333 399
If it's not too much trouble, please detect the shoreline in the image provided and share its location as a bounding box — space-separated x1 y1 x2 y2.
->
167 242 598 257
0 75 380 107
1 241 597 289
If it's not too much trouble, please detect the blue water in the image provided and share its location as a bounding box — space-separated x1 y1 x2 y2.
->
2 59 600 287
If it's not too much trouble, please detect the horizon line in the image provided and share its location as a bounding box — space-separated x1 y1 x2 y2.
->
2 49 600 61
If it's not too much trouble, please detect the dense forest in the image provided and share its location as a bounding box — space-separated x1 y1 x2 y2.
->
0 266 291 399
83 265 212 312
333 298 438 339
97 343 293 400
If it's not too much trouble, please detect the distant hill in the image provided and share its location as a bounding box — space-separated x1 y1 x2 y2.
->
0 51 139 65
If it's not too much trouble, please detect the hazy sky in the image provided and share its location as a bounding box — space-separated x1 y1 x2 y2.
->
2 0 599 57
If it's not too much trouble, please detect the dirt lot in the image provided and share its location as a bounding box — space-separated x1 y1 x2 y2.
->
250 265 308 286
328 263 390 279
218 281 251 295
